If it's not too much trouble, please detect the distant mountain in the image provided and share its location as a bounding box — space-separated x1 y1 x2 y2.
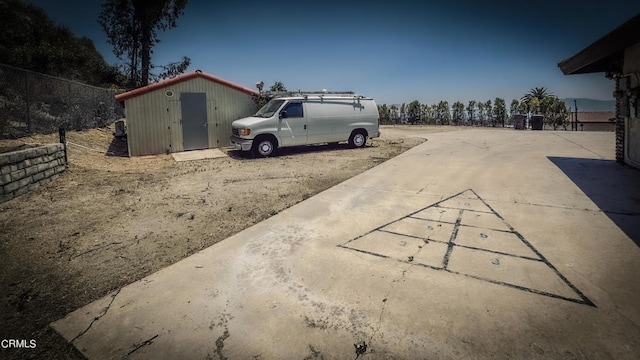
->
561 98 615 112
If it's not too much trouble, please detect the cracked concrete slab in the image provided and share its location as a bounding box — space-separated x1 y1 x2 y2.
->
52 129 640 359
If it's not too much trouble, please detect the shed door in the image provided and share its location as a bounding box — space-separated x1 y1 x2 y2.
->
181 92 209 151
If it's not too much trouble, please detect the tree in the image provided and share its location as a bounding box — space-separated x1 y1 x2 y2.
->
407 100 421 124
554 100 570 130
378 104 390 124
519 87 567 129
269 81 287 92
477 102 485 125
517 101 528 114
0 0 125 86
521 87 552 103
378 104 385 124
521 87 553 114
466 100 476 126
529 97 541 114
431 103 439 124
436 101 450 125
452 101 465 125
252 81 288 109
484 100 492 127
99 0 190 88
510 99 520 116
400 103 406 124
99 0 138 86
509 99 520 126
155 56 191 80
539 95 557 117
421 104 432 124
133 0 189 86
390 104 399 124
493 98 507 127
541 96 569 130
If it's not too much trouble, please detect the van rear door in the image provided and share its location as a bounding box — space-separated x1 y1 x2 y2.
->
277 101 308 146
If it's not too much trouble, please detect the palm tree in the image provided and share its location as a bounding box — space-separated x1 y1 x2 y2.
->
521 87 553 114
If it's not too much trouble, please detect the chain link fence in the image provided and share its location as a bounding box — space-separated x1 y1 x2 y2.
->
0 63 124 139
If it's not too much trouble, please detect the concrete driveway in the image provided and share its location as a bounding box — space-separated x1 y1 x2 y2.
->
52 129 640 359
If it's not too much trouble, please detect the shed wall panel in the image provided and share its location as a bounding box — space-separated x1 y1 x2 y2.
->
126 92 170 156
214 87 256 147
207 97 218 148
167 98 183 153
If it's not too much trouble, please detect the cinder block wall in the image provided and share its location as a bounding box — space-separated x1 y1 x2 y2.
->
0 144 66 204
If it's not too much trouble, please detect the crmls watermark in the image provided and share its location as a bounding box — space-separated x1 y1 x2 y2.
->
1 339 37 349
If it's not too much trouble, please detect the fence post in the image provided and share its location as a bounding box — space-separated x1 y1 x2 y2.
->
25 71 31 133
92 87 96 126
59 127 68 166
68 79 76 130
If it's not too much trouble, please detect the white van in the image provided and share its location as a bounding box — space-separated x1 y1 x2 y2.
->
230 93 380 157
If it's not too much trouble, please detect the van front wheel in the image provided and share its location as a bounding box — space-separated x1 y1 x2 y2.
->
252 137 276 157
349 131 367 148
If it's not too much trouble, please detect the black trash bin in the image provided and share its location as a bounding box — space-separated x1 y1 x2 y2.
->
530 115 544 130
514 114 526 130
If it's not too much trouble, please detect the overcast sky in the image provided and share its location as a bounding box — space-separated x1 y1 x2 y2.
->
28 0 640 105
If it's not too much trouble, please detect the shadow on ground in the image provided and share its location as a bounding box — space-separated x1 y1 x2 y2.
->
548 156 640 247
106 135 128 157
227 142 372 159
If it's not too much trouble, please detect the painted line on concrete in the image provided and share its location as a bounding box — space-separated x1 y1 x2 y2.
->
339 188 597 307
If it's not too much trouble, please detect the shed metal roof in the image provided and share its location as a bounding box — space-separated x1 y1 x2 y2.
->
115 70 259 102
558 13 640 75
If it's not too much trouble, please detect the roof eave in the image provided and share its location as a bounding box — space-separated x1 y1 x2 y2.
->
558 13 640 75
559 53 623 75
114 71 259 102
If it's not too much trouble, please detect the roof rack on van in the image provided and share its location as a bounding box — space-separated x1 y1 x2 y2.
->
263 90 358 98
262 91 371 101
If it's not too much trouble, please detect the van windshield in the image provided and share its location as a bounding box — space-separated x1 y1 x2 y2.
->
254 99 285 118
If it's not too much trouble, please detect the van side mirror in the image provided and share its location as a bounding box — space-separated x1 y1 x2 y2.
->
279 111 287 119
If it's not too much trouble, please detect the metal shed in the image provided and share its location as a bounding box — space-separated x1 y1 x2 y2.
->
115 70 258 156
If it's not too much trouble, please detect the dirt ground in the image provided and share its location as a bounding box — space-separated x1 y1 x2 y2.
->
0 124 459 359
